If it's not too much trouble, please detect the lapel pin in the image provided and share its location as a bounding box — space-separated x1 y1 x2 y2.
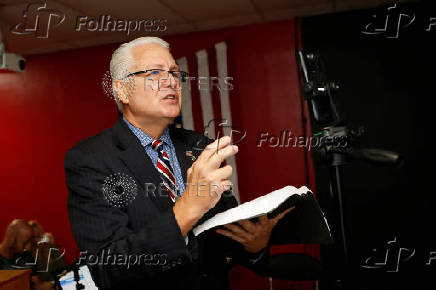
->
185 151 196 161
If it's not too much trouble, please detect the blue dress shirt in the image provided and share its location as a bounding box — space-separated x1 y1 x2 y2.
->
123 116 186 195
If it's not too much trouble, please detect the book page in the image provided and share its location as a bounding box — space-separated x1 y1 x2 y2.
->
193 185 310 236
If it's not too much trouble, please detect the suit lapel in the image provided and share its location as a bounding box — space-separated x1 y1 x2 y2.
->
112 118 207 211
169 128 203 258
112 119 207 258
113 118 172 211
171 134 193 184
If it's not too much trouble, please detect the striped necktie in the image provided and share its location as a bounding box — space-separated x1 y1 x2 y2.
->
151 139 179 203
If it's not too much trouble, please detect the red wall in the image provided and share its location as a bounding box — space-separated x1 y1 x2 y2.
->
0 19 316 289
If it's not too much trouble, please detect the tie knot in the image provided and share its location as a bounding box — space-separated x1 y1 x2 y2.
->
151 139 164 151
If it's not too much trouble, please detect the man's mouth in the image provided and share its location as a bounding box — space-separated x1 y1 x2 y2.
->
163 94 177 101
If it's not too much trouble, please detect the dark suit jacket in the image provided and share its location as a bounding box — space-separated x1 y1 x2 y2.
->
65 118 267 290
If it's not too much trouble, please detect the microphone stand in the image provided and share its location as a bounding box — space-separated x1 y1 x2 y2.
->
296 51 402 287
53 260 85 290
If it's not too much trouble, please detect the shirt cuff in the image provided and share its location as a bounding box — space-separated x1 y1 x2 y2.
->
248 248 266 264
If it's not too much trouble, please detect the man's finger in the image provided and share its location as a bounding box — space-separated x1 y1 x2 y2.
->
223 223 254 240
218 179 233 194
207 135 231 151
198 136 231 162
209 179 232 197
208 165 233 182
216 228 246 244
272 206 295 223
258 215 269 226
237 219 257 234
208 144 238 169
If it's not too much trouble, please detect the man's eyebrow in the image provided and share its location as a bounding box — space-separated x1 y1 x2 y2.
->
144 63 179 70
145 63 165 69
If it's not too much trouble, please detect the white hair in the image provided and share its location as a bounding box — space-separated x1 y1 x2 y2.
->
110 37 170 111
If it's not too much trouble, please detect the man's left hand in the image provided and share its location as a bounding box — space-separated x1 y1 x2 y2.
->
215 207 294 253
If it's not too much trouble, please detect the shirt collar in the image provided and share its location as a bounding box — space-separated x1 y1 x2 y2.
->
123 116 172 148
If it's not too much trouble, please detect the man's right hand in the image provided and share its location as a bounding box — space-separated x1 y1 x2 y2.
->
173 136 238 236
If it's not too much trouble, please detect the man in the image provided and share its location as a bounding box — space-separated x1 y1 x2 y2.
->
0 219 55 290
28 221 66 282
0 219 34 270
65 37 290 290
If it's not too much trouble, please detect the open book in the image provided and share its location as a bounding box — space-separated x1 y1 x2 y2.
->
193 186 333 244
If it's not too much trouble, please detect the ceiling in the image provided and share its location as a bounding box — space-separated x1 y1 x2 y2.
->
0 0 413 55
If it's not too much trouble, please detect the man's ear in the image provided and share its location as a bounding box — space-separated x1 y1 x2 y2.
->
113 79 130 105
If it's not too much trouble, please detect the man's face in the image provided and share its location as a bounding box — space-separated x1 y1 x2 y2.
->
120 43 182 121
13 227 34 255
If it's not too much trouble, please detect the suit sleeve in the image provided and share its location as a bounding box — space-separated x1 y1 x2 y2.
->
198 135 270 276
194 176 269 276
65 148 190 287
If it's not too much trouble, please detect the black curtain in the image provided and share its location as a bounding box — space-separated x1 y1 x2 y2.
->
302 1 436 288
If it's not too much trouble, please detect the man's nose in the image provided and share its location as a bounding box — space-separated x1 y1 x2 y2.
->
159 73 179 90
